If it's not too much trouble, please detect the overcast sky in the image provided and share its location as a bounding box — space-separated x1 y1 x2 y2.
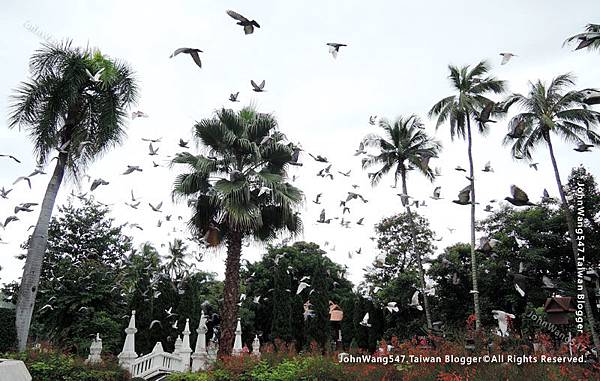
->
1 0 599 286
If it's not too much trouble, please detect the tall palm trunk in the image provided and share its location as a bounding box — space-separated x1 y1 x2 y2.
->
546 136 599 350
400 169 433 329
466 118 481 330
15 154 67 351
218 231 243 357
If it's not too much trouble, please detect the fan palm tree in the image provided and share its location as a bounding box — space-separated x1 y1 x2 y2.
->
564 23 600 52
361 115 441 329
9 41 138 351
171 106 303 356
428 61 505 329
501 73 600 350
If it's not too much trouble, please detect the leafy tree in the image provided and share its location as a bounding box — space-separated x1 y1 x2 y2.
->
271 258 293 342
171 107 303 356
240 242 354 350
361 115 441 328
9 42 138 350
27 197 132 354
502 74 600 349
429 61 505 329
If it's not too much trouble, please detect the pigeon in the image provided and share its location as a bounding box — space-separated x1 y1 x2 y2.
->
142 137 161 143
165 307 177 318
326 43 347 58
540 275 556 289
251 80 266 92
506 121 526 139
14 203 38 214
581 88 600 105
431 186 442 200
317 209 331 224
0 154 21 163
541 188 551 202
13 176 31 188
229 92 239 102
122 165 143 175
356 217 364 225
296 282 311 294
131 111 149 119
148 143 159 156
85 67 104 82
505 185 536 206
434 167 443 177
313 193 322 204
369 115 377 125
482 161 494 173
226 10 260 35
574 143 593 152
359 312 371 327
452 185 471 205
499 53 517 65
90 178 109 191
179 139 189 148
484 204 493 212
0 216 19 229
476 102 496 125
385 302 399 313
409 291 423 311
529 163 539 171
455 165 466 172
126 202 140 209
337 170 351 177
514 283 525 297
149 320 162 330
0 187 12 199
170 48 203 68
476 236 500 253
149 202 163 212
308 153 328 163
492 310 515 337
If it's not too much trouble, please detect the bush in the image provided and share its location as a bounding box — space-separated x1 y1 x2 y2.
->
165 373 209 381
3 347 129 381
0 308 17 352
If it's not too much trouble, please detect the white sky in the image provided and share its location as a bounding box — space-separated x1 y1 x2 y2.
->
1 0 599 286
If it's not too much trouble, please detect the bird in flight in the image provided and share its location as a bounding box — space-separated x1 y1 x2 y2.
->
499 52 517 65
251 80 266 92
122 165 143 175
131 111 149 119
226 10 260 35
312 193 322 204
326 43 347 59
13 176 31 189
149 202 163 212
179 139 189 148
431 186 442 200
0 187 12 199
506 121 525 139
482 161 494 173
142 137 161 143
317 209 331 224
229 92 239 102
574 143 593 152
148 143 159 156
452 185 471 205
90 178 109 191
0 154 21 163
504 185 536 206
170 48 203 69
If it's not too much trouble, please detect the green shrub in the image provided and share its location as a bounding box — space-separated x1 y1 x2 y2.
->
0 308 17 352
165 372 209 381
3 348 128 381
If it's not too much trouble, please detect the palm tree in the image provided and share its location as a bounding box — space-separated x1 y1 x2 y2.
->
501 73 600 350
361 115 441 329
564 24 600 52
428 61 505 329
171 106 303 356
9 41 138 351
165 239 190 280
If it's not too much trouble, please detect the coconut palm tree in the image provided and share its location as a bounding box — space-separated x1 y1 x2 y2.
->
564 23 600 52
171 106 303 356
428 61 505 329
501 73 600 350
9 41 138 351
165 239 190 280
361 115 441 329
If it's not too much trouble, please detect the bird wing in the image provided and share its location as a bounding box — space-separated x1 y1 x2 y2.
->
500 54 511 65
511 185 529 202
226 10 249 22
170 48 189 58
251 80 259 90
319 209 325 221
258 80 265 89
458 186 471 203
189 50 202 68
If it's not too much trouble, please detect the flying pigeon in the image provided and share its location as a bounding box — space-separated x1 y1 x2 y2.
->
452 185 472 205
505 185 536 206
574 143 593 152
170 48 203 68
359 312 371 327
499 53 517 65
326 43 347 58
409 291 423 311
229 92 239 102
90 178 109 191
492 310 515 337
226 10 260 35
0 154 21 163
251 80 266 92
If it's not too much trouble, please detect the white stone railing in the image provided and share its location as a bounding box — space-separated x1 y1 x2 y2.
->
130 343 184 379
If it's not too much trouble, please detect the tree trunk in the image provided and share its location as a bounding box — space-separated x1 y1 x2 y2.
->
400 169 433 329
466 118 481 330
546 136 599 351
15 154 67 351
218 231 243 357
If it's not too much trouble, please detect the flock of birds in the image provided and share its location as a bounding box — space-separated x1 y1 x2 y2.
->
1 8 599 338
